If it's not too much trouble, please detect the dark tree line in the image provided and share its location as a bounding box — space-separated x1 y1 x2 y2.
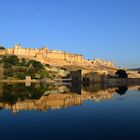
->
0 45 5 50
1 55 52 79
116 69 128 78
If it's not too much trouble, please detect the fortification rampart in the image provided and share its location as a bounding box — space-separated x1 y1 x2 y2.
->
0 44 114 67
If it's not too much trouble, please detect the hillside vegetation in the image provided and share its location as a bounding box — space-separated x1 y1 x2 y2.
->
0 55 55 80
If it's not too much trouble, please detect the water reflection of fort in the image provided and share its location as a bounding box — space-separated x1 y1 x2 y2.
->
0 84 140 113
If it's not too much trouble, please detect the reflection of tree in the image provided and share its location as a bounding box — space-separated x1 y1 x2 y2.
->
116 86 128 95
0 84 52 104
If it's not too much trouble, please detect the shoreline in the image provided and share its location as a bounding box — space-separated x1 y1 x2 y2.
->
0 79 40 83
0 78 140 85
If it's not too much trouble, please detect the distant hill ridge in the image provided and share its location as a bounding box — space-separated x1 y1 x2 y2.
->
129 68 140 71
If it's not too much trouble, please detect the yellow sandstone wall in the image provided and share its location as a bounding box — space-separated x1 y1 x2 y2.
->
0 44 113 67
47 50 83 62
0 49 6 55
5 44 83 63
90 58 113 67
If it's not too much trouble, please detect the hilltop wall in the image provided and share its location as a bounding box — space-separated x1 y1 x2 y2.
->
0 44 114 67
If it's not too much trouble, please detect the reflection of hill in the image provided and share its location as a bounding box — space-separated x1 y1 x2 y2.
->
0 83 54 104
0 84 140 112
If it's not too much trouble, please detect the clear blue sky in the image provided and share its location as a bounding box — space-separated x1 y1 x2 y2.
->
0 0 140 68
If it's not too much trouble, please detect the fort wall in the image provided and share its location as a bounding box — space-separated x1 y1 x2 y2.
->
0 44 114 67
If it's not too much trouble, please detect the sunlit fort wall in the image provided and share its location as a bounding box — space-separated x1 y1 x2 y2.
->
0 44 113 67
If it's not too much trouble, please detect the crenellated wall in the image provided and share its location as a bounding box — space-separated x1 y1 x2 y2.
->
90 58 113 67
4 44 83 63
7 44 48 57
0 44 114 67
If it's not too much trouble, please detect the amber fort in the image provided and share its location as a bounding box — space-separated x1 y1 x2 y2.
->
0 44 114 67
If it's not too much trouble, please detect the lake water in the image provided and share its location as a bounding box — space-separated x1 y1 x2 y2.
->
0 83 140 140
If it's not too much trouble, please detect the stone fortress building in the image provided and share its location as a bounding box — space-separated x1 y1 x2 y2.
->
5 44 83 63
0 44 114 67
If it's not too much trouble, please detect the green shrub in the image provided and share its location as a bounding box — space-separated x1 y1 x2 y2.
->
40 71 50 79
4 62 12 69
3 68 13 77
20 58 27 66
16 72 26 79
27 60 44 71
2 55 19 65
45 64 50 67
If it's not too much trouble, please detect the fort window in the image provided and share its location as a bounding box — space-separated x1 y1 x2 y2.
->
83 78 86 82
87 78 90 83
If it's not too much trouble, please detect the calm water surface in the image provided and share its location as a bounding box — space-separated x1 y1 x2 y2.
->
0 83 140 140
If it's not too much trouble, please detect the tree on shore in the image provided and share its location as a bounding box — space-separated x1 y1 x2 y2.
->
0 45 5 50
115 69 128 78
27 60 44 71
2 55 19 65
